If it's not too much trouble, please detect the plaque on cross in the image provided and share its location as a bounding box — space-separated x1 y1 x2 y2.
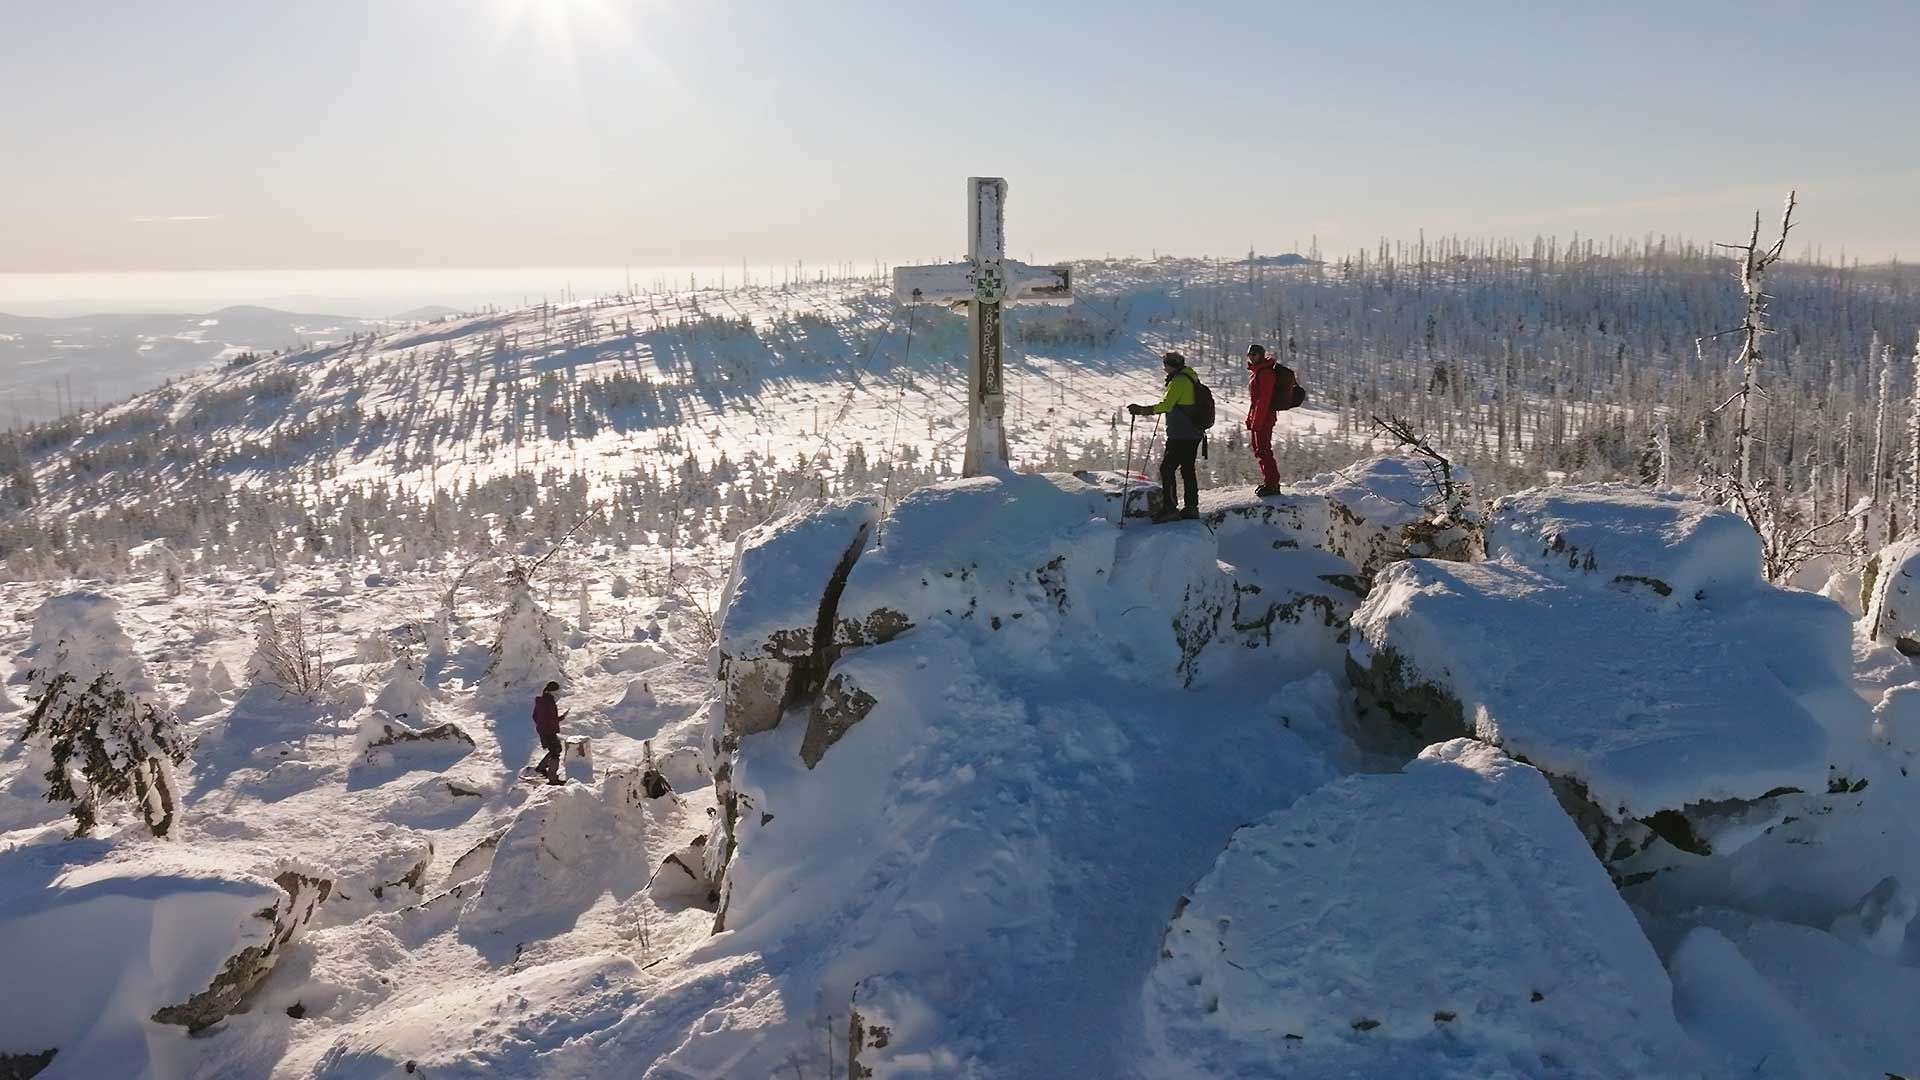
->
894 177 1072 476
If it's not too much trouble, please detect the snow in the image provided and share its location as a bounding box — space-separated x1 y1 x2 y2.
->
1350 543 1867 819
1863 536 1920 650
0 853 308 1078
308 954 652 1078
1488 483 1763 599
1664 910 1920 1077
1145 740 1704 1079
458 783 657 941
18 591 153 698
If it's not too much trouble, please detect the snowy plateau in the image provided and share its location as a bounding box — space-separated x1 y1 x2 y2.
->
1 254 1920 1080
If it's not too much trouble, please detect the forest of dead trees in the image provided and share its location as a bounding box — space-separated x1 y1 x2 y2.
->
2 226 1918 590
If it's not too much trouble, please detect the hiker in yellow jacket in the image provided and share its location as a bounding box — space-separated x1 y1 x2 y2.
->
1127 351 1204 522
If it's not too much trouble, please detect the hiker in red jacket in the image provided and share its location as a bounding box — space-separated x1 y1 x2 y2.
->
1245 344 1291 496
532 681 567 784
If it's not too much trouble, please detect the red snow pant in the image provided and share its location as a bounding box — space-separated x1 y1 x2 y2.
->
1250 424 1280 487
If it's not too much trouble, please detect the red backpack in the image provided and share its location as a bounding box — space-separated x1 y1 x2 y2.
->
1271 364 1308 411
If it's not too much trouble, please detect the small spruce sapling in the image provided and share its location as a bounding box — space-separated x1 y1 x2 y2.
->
17 593 191 838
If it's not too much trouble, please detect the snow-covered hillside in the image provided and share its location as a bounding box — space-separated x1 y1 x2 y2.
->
4 248 1920 1079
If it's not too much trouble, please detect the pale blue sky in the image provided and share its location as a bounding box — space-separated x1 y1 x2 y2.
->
4 0 1916 274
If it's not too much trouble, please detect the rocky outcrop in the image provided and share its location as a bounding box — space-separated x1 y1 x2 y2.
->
445 826 508 889
151 870 330 1032
1201 454 1481 581
801 671 879 768
0 1050 56 1080
1348 486 1870 878
651 834 715 904
716 499 878 737
360 717 474 754
319 827 434 911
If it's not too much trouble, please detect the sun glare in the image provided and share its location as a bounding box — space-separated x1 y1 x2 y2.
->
489 0 635 57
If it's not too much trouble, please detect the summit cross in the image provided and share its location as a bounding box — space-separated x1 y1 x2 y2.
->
894 177 1073 477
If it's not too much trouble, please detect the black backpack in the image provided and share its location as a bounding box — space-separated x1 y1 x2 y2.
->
1271 364 1308 411
1189 373 1216 429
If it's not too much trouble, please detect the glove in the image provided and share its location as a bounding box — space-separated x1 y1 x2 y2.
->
1127 404 1148 417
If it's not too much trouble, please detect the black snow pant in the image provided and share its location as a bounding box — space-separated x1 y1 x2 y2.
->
1160 438 1201 514
537 731 563 779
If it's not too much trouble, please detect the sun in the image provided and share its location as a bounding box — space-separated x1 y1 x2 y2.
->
488 0 637 55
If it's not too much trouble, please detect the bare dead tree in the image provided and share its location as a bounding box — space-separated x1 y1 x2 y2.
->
1371 413 1468 517
1711 191 1797 489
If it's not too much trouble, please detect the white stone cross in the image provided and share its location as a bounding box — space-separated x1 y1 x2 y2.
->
894 177 1072 476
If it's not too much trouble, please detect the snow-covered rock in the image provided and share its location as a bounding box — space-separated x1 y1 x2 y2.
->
1298 452 1480 574
1872 680 1920 759
0 856 327 1075
1145 740 1702 1078
1666 925 1846 1079
353 713 474 761
1828 875 1916 959
600 641 670 675
1199 452 1479 579
716 497 877 737
1863 537 1920 655
1488 482 1762 599
457 778 656 940
315 826 435 915
1350 555 1864 839
1349 487 1870 857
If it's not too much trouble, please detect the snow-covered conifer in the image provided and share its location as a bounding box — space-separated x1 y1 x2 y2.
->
17 592 191 838
483 559 568 689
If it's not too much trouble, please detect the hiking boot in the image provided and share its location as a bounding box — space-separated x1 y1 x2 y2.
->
1255 483 1283 497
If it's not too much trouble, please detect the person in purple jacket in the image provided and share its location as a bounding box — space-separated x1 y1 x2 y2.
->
532 680 568 784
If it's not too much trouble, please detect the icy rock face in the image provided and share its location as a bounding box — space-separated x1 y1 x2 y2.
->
1350 485 1868 867
1488 483 1763 599
1145 740 1702 1078
716 498 877 738
1863 537 1920 655
0 859 327 1072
